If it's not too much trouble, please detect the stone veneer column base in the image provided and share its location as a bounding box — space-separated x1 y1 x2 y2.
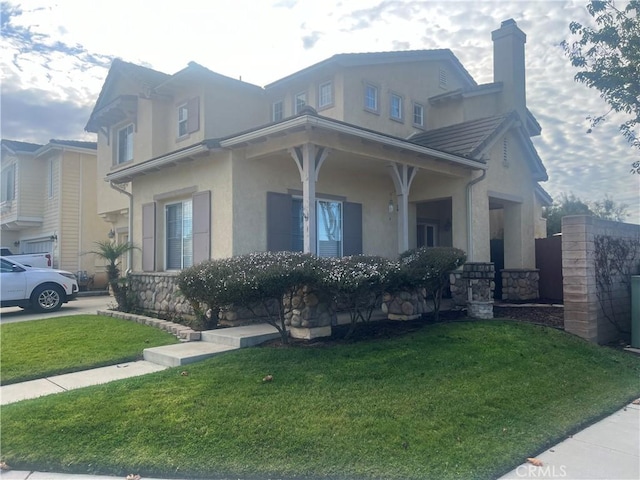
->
501 269 539 301
467 301 494 319
289 326 332 339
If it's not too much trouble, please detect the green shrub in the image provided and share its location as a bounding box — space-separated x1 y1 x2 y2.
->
396 246 467 320
178 252 327 343
322 255 393 337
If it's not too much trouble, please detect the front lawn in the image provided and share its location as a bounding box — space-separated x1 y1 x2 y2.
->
1 321 639 479
0 315 179 385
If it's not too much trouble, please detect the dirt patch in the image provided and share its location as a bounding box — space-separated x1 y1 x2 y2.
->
494 305 564 329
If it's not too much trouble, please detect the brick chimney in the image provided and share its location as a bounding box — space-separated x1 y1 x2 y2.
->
492 19 527 123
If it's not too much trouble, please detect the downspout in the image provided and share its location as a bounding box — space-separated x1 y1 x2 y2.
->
465 169 487 261
109 181 133 274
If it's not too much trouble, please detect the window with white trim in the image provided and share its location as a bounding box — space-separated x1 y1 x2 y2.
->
390 93 403 121
48 159 54 198
295 92 307 114
364 84 378 112
413 103 424 127
166 199 193 270
178 104 189 136
291 198 343 257
117 124 134 164
318 81 333 108
1 164 15 202
272 100 284 121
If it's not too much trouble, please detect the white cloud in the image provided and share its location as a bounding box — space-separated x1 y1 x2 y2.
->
2 0 638 221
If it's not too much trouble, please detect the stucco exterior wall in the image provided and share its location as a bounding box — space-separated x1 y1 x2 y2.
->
562 215 640 344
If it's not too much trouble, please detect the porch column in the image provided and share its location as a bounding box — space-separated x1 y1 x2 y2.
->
289 144 329 254
388 163 418 253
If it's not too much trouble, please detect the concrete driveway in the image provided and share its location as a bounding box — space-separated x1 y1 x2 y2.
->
0 293 113 324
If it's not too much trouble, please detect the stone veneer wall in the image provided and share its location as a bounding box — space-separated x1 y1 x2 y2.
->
562 215 640 344
129 272 195 318
381 288 428 320
462 262 495 319
501 269 539 301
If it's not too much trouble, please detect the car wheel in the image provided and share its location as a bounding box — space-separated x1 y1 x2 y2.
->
31 284 64 313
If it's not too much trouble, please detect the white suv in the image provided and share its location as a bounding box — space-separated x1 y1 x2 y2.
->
0 257 79 312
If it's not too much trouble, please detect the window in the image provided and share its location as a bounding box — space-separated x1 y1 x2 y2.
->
272 100 284 121
364 84 378 112
318 81 333 108
177 97 200 138
291 198 343 257
413 103 424 127
48 159 54 198
117 124 134 164
390 93 403 121
1 164 15 202
166 200 193 270
295 92 307 114
417 223 438 247
178 105 189 136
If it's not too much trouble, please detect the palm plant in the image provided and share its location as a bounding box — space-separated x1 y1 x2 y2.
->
89 240 138 310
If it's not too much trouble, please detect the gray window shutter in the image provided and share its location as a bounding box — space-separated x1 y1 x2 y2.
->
142 202 156 271
343 201 362 255
267 191 292 251
187 97 200 133
192 190 211 264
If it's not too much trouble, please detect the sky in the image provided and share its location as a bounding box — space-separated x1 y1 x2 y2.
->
1 0 639 223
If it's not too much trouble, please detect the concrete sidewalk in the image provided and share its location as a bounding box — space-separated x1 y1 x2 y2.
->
499 401 640 479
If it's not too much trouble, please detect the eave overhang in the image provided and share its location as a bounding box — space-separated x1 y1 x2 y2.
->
85 95 138 133
105 114 487 183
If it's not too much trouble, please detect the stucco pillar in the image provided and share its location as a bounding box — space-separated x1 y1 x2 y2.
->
388 163 418 254
290 144 329 254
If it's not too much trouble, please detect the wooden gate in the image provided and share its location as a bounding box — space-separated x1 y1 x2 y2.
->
535 236 563 302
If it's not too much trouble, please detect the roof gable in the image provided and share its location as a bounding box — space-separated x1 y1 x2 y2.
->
265 49 477 90
410 112 547 181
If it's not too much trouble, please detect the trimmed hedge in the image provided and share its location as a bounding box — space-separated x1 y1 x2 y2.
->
177 247 466 338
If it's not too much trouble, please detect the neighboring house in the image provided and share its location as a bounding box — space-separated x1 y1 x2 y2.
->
86 19 550 299
0 139 106 285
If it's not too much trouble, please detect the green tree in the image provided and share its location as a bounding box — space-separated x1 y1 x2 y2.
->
562 1 640 152
544 192 629 236
89 241 138 310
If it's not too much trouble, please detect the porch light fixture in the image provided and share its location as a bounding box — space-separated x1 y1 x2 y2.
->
13 240 20 247
50 234 58 241
107 229 116 239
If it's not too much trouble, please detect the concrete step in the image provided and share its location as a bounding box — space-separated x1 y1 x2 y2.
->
201 323 281 347
143 342 238 367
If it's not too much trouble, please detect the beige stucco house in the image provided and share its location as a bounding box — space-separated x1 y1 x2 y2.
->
0 139 108 285
87 19 550 300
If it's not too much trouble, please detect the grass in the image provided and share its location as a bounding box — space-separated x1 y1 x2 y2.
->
1 320 639 479
0 315 179 385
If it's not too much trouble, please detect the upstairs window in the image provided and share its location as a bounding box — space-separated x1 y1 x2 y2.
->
166 199 193 270
177 97 200 137
318 81 333 108
413 103 424 127
295 92 307 114
390 93 403 121
117 124 134 164
272 100 283 122
178 105 189 136
1 164 15 202
364 84 378 112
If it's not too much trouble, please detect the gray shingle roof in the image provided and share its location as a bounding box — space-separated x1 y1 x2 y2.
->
49 139 97 150
1 139 43 153
410 113 515 158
